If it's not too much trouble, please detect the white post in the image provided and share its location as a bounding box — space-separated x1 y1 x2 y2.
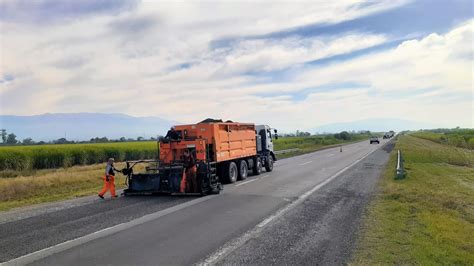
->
397 150 401 170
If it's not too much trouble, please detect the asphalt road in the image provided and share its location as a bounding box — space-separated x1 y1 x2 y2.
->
1 138 393 265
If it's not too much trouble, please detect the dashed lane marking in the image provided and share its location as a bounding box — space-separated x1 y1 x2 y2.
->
235 179 258 187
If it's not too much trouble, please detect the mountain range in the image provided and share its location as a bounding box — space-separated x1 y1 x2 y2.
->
0 113 177 141
310 118 439 134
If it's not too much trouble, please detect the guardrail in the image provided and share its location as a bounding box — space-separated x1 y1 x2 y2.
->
395 149 406 179
274 148 300 155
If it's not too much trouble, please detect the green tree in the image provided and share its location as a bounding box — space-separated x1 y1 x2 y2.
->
1 129 6 143
54 138 68 144
334 131 351 140
6 133 17 144
22 138 35 145
339 131 351 140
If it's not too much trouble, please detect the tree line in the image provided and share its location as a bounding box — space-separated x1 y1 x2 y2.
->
281 129 371 139
0 129 160 146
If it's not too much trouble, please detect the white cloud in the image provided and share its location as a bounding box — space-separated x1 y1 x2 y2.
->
297 20 473 94
0 1 472 132
217 33 386 75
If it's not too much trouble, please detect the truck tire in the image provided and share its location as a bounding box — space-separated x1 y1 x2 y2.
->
223 161 238 183
265 157 273 172
238 160 248 180
253 158 262 175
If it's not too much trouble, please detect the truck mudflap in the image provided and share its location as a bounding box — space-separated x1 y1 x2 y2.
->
271 151 277 161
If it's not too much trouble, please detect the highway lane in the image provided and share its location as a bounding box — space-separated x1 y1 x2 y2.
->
0 192 194 262
1 138 392 265
218 142 395 265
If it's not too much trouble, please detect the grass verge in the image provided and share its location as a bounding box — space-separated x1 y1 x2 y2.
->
0 163 138 211
353 135 474 264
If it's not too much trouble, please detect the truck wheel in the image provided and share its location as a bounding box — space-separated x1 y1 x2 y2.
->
238 160 248 180
265 157 273 172
224 162 238 183
253 158 262 175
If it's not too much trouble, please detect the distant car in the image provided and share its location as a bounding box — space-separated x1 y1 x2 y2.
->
383 131 395 139
370 136 380 144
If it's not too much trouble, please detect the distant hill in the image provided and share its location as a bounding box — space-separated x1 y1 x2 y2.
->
0 113 178 141
311 118 439 134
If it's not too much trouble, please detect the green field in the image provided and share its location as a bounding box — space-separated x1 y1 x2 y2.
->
0 141 159 176
411 128 474 149
353 134 474 264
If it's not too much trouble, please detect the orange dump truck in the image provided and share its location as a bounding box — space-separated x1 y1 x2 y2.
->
122 119 277 196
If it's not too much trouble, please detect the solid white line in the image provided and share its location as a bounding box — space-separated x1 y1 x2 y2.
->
235 179 258 187
259 175 269 179
200 142 387 265
3 195 218 266
298 160 313 166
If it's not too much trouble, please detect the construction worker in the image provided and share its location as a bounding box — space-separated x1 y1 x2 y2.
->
183 149 197 193
98 158 118 199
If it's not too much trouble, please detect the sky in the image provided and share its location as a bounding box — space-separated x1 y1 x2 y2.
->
0 0 473 132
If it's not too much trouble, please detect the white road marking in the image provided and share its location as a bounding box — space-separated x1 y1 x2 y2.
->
298 160 313 166
3 195 218 266
200 141 388 265
259 175 269 179
235 179 258 187
327 153 335 157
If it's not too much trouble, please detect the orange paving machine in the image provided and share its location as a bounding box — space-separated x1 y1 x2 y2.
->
122 119 278 196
